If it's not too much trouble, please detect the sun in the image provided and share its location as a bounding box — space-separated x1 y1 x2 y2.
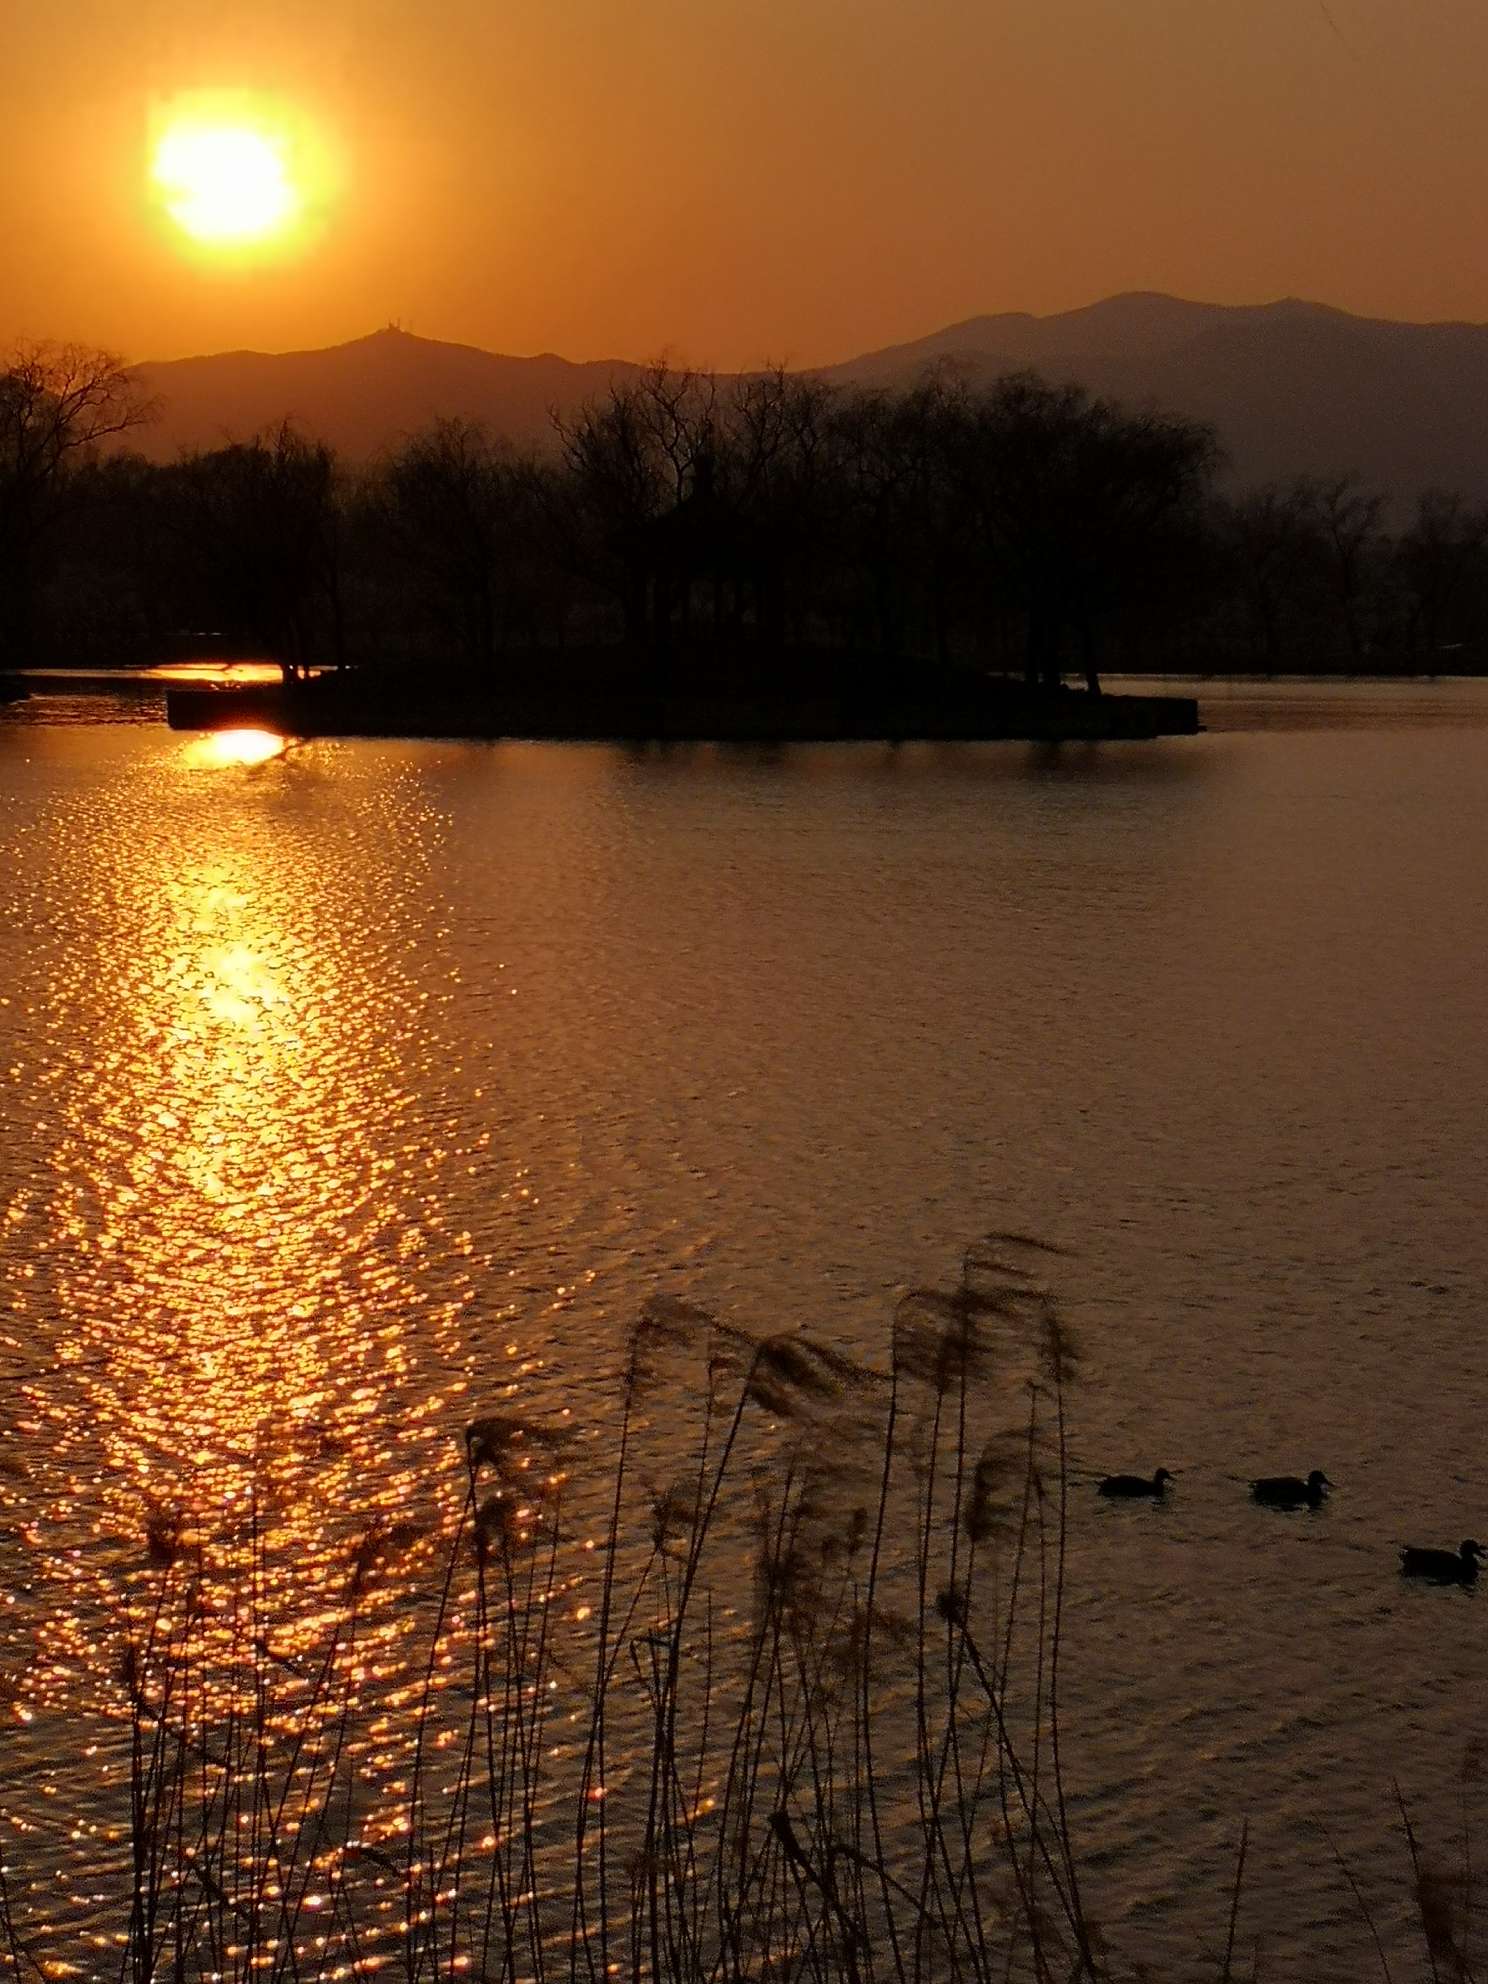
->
149 94 332 255
154 124 297 244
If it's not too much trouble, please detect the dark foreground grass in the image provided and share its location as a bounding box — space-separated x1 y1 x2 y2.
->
0 1239 1480 1983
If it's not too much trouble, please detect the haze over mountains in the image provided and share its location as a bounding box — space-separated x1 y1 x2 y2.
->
129 294 1488 503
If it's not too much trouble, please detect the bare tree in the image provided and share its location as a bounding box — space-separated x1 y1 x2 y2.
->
1394 488 1488 662
1297 473 1385 663
831 380 954 660
1217 484 1324 666
553 364 719 651
948 374 1218 689
377 420 551 666
724 367 840 647
0 343 156 660
171 423 345 678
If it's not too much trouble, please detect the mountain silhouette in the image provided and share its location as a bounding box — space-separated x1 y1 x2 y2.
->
128 296 1488 502
825 293 1488 499
130 326 642 460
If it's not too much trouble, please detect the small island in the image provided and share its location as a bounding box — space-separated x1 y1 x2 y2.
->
2 351 1236 743
164 654 1199 743
8 343 1481 745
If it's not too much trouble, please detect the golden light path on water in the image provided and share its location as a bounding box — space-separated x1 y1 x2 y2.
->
0 732 585 1966
8 705 1488 1976
184 725 290 768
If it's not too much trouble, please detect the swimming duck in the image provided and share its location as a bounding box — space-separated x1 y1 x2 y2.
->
1399 1539 1485 1584
1251 1470 1332 1510
1097 1467 1175 1499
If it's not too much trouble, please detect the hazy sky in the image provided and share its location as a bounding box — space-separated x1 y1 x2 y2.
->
5 0 1487 366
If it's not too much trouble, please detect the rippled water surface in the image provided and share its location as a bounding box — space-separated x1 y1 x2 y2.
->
3 684 1488 1978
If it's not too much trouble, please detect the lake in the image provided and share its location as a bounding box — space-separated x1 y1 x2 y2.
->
2 679 1486 1979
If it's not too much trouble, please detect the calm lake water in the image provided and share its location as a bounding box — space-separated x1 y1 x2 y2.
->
2 679 1487 1979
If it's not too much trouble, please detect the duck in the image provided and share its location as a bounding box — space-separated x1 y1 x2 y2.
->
1399 1539 1485 1584
1251 1470 1332 1510
1097 1467 1175 1499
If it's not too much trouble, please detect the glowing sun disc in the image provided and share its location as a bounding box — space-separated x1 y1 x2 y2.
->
153 121 298 243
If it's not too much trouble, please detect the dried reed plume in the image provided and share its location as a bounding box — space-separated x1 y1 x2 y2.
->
1 1236 1468 1984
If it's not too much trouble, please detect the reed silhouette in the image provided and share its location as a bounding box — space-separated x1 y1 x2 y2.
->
0 1242 1482 1981
0 1239 1108 1982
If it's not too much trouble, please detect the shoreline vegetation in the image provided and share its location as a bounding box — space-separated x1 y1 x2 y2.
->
7 347 1488 725
1 1241 1480 1981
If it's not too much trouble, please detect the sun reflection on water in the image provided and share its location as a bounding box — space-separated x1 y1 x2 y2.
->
35 845 453 1658
0 742 513 1957
183 727 289 769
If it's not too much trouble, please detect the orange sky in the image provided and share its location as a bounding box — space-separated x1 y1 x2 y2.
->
4 0 1487 368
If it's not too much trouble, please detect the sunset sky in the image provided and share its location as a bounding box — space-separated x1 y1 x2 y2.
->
5 0 1487 368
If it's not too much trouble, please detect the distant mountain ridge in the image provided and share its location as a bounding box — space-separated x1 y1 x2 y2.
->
128 326 642 461
823 293 1488 500
128 295 1488 501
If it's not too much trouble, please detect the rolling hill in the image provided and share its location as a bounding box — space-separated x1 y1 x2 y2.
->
129 327 641 461
826 293 1488 499
127 295 1488 503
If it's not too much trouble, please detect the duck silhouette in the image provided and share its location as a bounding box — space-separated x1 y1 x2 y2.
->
1097 1467 1174 1500
1251 1470 1332 1510
1399 1539 1485 1585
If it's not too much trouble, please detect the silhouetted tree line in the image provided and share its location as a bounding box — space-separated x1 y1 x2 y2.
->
8 343 1488 683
